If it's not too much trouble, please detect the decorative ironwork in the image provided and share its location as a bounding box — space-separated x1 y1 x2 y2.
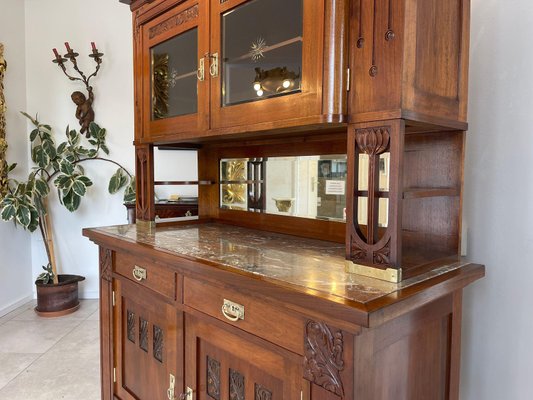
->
229 369 245 400
153 325 164 362
149 5 199 39
254 384 272 400
127 310 135 343
99 248 112 282
51 42 103 137
207 356 221 399
304 320 345 397
139 317 148 352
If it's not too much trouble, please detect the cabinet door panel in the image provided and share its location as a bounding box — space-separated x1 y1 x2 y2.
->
185 314 304 399
114 278 183 400
210 0 324 130
141 0 209 141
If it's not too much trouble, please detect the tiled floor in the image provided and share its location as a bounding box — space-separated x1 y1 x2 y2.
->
0 300 100 400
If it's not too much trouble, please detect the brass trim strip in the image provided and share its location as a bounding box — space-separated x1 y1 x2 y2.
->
345 260 402 283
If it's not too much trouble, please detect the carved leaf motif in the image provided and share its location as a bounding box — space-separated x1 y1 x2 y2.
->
99 248 112 282
139 318 148 352
373 239 391 265
153 325 163 363
254 384 272 400
304 321 345 397
351 236 367 261
229 369 245 400
207 356 221 400
149 5 199 39
355 127 390 155
127 310 135 343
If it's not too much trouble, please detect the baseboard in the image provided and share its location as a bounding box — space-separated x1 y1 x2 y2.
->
0 295 34 318
80 290 100 300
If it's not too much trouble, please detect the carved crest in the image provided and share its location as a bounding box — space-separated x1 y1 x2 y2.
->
149 5 199 39
99 248 112 282
355 127 390 155
304 321 345 397
373 239 391 265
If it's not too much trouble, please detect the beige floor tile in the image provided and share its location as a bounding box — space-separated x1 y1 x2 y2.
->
0 344 100 400
87 308 99 321
0 353 40 390
50 320 99 355
0 319 82 354
0 301 36 326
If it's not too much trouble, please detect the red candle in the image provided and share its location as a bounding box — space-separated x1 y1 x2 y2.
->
64 42 71 52
53 48 59 57
91 42 97 51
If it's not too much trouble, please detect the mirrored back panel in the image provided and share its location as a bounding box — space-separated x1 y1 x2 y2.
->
220 155 348 221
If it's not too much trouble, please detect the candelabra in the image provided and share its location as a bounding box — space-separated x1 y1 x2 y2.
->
52 42 104 137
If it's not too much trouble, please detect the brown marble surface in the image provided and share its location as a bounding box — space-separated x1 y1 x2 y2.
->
93 222 468 304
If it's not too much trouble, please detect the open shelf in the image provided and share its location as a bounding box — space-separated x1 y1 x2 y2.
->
154 180 214 186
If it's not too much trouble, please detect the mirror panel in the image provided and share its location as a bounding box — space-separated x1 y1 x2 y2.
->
220 155 346 221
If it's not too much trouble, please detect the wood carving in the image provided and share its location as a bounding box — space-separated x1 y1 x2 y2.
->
149 5 199 39
153 325 164 362
373 239 391 265
304 320 345 397
127 310 135 343
355 127 390 155
99 248 112 282
139 317 148 352
350 238 367 261
254 384 272 400
229 369 245 400
135 145 153 222
207 356 221 400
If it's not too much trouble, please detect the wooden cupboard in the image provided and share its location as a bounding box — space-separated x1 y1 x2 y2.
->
87 0 485 398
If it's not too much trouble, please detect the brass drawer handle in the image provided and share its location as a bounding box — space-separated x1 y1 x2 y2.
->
209 52 219 78
132 266 147 281
197 57 205 82
221 299 244 322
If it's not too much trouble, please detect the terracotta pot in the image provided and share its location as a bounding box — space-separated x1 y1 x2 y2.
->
35 274 85 317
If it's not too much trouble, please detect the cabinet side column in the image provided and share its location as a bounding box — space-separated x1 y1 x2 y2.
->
135 144 155 226
99 247 114 400
448 289 463 400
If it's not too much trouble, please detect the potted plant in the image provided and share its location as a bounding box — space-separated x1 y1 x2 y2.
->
0 112 134 316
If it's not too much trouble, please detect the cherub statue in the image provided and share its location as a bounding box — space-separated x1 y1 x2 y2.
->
71 89 94 137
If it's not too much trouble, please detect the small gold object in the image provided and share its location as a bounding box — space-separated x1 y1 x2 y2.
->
221 299 245 322
167 374 176 400
273 198 294 213
132 266 147 281
136 219 156 231
345 260 402 283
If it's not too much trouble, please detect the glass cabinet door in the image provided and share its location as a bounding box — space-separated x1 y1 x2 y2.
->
141 1 208 141
210 0 324 130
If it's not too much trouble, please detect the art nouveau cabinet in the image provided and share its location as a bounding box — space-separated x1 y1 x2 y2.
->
85 0 484 399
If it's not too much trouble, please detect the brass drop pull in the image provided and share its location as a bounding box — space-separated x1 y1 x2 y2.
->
179 387 193 400
209 52 219 77
132 265 147 281
197 57 205 82
221 299 245 322
167 374 176 400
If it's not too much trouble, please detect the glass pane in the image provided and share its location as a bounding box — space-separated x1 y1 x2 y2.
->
151 28 198 120
357 196 368 240
378 152 390 191
376 197 389 240
221 0 303 106
358 154 369 191
220 159 247 210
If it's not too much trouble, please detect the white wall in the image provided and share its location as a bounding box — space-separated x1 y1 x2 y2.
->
24 0 135 298
0 0 33 315
461 0 533 399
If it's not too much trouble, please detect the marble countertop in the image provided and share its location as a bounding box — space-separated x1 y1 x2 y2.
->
92 222 469 304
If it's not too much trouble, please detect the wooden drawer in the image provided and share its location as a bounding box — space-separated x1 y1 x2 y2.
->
114 252 176 300
183 277 304 355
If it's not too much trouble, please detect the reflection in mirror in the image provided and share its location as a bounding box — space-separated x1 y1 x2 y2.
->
151 28 198 120
379 152 390 191
221 0 303 106
220 155 347 221
358 154 369 191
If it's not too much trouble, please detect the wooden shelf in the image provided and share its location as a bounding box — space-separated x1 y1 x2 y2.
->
154 180 214 186
402 187 460 199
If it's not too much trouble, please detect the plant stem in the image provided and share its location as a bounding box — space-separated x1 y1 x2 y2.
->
44 156 132 183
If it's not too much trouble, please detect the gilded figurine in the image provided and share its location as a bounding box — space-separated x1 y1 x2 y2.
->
71 89 94 137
